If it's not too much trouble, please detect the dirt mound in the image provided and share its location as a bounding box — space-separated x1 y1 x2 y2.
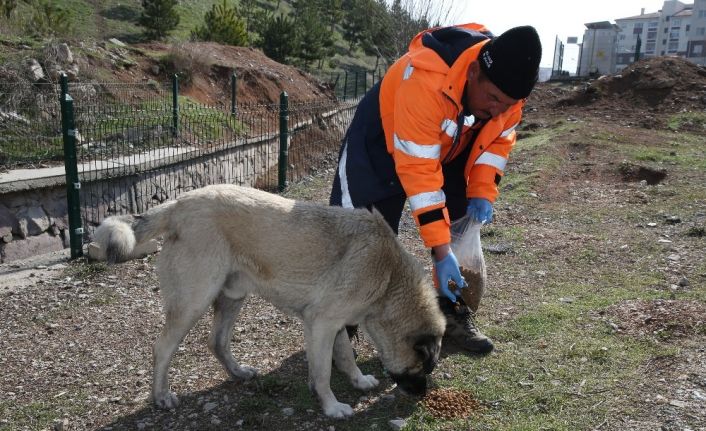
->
128 42 336 106
557 56 706 113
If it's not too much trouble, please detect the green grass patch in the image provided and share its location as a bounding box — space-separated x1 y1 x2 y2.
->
667 111 706 132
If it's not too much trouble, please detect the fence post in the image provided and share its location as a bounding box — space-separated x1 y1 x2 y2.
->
172 74 179 137
278 91 289 192
354 71 359 99
231 71 237 115
342 71 348 100
59 73 83 259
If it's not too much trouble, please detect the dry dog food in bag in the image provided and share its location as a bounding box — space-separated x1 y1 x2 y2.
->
450 215 487 312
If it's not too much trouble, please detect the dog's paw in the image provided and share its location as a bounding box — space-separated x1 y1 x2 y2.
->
323 401 354 419
352 374 379 391
154 391 179 409
229 365 258 381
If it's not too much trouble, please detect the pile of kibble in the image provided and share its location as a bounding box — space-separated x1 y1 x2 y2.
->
421 387 481 419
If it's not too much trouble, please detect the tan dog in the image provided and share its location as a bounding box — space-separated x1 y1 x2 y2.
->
94 184 445 418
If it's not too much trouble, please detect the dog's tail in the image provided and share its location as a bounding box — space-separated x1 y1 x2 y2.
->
95 200 176 263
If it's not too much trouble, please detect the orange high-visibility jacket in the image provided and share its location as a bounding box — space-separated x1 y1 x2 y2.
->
379 23 524 247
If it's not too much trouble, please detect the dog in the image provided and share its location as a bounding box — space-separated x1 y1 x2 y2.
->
94 184 445 418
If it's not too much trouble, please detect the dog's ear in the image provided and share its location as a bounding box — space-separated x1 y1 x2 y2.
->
413 334 440 374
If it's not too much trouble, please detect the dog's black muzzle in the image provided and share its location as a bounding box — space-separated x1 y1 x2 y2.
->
388 371 428 396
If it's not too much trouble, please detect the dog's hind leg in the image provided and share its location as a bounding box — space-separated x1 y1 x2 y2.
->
332 328 379 391
304 321 354 418
152 283 217 409
152 303 206 409
208 292 257 381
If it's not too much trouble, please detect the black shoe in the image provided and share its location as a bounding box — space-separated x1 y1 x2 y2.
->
438 297 494 354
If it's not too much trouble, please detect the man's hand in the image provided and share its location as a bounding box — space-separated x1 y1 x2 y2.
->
433 249 467 302
467 198 493 224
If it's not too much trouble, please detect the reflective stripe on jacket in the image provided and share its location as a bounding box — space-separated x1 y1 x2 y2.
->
379 23 523 247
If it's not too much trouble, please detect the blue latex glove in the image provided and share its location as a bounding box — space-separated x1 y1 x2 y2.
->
467 198 493 224
434 251 467 302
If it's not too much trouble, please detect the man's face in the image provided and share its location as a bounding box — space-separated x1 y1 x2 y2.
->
465 61 518 120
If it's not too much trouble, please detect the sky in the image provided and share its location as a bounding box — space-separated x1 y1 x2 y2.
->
451 0 669 71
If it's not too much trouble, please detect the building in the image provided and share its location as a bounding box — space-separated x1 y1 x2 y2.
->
578 0 706 76
578 21 620 76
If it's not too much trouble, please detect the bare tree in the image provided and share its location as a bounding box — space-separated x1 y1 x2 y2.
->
371 0 462 68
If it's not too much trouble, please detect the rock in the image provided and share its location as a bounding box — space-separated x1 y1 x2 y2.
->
678 277 689 287
57 43 73 64
1 233 64 262
665 215 681 224
26 58 46 82
668 399 687 408
53 418 69 431
0 203 18 239
203 402 217 412
17 206 51 237
389 418 406 430
108 38 126 47
281 407 294 416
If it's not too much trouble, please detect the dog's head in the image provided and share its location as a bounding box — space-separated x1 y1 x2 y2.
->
363 263 446 396
385 333 442 396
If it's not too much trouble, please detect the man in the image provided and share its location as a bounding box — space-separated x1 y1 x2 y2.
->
330 23 542 354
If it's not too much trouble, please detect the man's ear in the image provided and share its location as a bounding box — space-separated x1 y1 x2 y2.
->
468 60 480 81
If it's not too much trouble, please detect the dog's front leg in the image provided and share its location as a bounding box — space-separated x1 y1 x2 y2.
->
333 328 379 391
304 321 354 418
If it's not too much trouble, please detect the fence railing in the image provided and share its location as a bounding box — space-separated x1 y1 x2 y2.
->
1 74 359 258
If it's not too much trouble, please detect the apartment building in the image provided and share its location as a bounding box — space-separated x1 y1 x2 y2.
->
578 0 706 76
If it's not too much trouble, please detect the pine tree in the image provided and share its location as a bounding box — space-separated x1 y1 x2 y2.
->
191 0 248 46
294 5 332 68
341 0 371 52
26 0 71 37
261 14 296 63
139 0 180 40
0 0 17 19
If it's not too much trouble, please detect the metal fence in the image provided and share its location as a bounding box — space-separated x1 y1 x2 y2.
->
1 74 359 257
0 80 63 168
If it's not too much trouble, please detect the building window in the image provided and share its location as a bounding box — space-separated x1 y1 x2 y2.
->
693 45 703 55
686 25 690 32
698 27 706 36
672 19 681 27
646 41 656 53
668 41 678 53
633 22 644 34
669 29 680 39
619 34 626 40
699 10 706 18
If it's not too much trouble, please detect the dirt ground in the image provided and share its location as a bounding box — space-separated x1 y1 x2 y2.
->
1 55 705 430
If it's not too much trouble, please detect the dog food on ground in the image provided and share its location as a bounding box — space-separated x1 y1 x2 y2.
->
421 387 481 419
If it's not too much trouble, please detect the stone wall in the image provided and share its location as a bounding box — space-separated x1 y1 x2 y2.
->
0 187 70 262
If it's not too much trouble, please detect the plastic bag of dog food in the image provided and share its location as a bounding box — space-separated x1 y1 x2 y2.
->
450 215 486 312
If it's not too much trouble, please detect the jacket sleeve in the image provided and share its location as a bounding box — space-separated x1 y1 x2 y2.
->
466 106 522 203
391 75 451 248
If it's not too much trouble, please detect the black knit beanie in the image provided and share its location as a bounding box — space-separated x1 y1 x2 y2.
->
478 25 542 99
